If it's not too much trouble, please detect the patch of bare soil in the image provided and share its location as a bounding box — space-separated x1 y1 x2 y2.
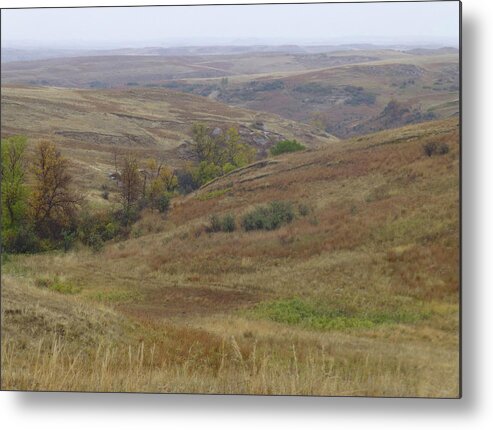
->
117 285 259 320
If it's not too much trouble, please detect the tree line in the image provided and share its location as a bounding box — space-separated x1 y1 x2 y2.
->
1 124 258 254
1 137 178 253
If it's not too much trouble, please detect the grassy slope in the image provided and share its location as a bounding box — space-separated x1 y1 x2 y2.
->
156 51 459 134
1 85 336 199
216 53 459 134
1 117 459 396
0 50 408 86
1 51 459 138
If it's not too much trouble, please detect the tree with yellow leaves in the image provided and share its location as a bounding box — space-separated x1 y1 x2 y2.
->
144 157 177 212
30 140 82 240
119 152 142 216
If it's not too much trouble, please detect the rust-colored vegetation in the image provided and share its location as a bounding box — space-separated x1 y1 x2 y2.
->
2 117 459 396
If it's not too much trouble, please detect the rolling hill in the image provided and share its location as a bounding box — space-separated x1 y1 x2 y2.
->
1 84 336 197
2 117 460 396
1 48 459 139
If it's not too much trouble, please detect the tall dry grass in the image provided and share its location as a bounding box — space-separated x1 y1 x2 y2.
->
1 331 458 396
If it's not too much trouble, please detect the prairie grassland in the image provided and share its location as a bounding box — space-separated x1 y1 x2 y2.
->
1 275 458 396
1 118 459 396
1 85 337 198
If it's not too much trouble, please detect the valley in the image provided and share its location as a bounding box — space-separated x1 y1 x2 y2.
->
1 43 460 397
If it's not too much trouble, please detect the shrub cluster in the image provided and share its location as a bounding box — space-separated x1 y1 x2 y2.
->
77 209 125 252
293 82 334 95
207 213 236 233
241 201 294 231
344 86 376 106
270 140 306 156
185 124 256 190
423 142 450 157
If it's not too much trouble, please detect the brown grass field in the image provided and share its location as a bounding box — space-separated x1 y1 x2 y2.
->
1 116 459 396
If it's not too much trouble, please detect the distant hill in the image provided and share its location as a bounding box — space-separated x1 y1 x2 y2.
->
1 48 458 139
1 44 458 63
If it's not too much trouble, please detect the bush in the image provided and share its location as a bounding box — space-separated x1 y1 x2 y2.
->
207 213 236 233
208 214 222 233
176 168 201 194
423 142 437 157
221 214 236 232
86 231 104 252
62 229 76 252
437 143 450 155
270 140 306 156
103 222 120 240
222 162 236 174
2 224 41 254
156 194 171 213
423 142 450 157
293 82 333 95
77 209 124 250
343 86 376 106
241 201 295 231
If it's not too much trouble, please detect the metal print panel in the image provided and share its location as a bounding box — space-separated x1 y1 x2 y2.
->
0 1 461 397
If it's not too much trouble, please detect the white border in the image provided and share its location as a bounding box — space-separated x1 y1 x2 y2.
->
2 1 493 429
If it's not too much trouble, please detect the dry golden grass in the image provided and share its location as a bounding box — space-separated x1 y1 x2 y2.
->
1 118 459 396
1 276 458 396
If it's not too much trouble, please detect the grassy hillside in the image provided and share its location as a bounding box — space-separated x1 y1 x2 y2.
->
205 54 459 137
0 49 408 86
1 118 460 396
1 85 336 197
1 50 459 139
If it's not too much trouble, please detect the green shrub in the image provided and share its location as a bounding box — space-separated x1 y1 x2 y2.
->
62 229 76 252
241 201 295 231
293 82 333 95
207 213 236 233
2 224 41 254
437 143 450 155
177 168 201 194
156 194 170 213
208 214 222 233
103 222 120 240
77 209 123 250
221 214 236 232
222 162 236 174
343 86 376 106
87 232 104 252
270 140 305 156
423 142 449 157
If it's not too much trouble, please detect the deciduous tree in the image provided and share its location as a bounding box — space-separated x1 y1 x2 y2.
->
30 140 81 239
1 136 28 228
119 153 142 214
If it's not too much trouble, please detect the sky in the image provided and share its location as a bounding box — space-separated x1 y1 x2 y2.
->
1 2 460 49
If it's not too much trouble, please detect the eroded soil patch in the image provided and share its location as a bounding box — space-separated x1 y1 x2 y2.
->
117 285 259 320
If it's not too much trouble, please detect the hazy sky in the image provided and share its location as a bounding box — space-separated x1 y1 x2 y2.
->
1 2 460 48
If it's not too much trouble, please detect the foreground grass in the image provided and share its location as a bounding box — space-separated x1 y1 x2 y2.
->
1 275 458 396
